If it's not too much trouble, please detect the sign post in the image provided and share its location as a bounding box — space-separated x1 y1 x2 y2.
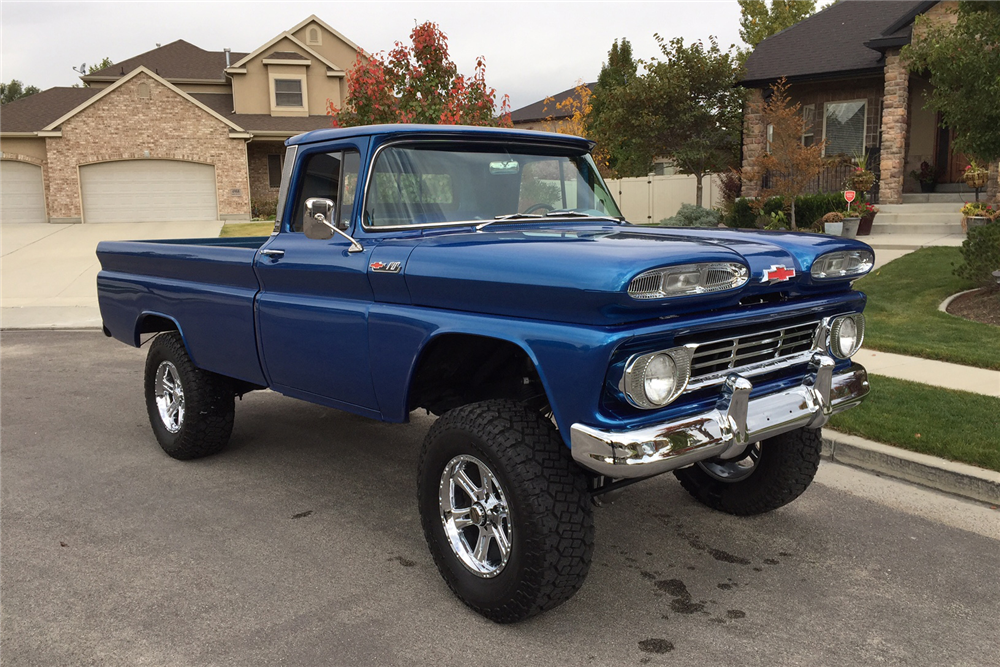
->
844 190 856 213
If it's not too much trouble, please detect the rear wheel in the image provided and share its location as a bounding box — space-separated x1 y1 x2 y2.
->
673 427 822 515
417 400 594 623
144 332 234 460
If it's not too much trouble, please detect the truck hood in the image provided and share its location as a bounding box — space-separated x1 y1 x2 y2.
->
392 223 872 326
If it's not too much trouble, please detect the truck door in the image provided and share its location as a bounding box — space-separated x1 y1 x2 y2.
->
253 143 380 416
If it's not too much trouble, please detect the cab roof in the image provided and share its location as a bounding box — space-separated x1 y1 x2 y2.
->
285 123 596 150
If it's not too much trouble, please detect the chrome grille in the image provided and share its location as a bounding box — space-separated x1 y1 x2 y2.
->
628 273 662 297
690 321 820 378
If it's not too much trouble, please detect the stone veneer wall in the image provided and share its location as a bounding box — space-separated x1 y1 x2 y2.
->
878 49 908 204
44 72 250 222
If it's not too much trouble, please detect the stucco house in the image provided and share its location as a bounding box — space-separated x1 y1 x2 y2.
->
0 15 366 224
740 0 998 206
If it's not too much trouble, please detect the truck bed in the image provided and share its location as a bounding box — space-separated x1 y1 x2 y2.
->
96 236 271 386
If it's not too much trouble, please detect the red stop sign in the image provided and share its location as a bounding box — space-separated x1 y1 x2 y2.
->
845 190 856 203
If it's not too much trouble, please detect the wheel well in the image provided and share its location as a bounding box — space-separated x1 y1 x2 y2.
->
408 334 549 416
136 314 179 341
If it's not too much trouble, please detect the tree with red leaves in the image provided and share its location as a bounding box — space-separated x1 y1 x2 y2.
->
329 22 511 128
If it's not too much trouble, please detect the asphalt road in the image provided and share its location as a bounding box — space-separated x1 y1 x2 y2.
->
2 331 999 667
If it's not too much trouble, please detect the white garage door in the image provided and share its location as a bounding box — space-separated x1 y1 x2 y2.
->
80 160 218 223
1 161 47 224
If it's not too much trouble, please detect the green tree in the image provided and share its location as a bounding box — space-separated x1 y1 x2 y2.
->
1 79 41 105
904 2 1000 166
328 22 510 128
88 57 114 74
587 39 645 177
739 0 817 48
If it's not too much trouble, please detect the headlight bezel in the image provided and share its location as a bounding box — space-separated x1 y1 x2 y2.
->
828 313 866 358
622 346 694 409
627 262 750 300
810 250 875 280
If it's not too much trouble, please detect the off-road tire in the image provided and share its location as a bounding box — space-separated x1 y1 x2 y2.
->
144 332 234 460
417 400 594 623
674 427 822 515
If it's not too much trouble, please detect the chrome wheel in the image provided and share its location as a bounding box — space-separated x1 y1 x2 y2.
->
697 442 761 483
438 455 512 578
154 361 185 434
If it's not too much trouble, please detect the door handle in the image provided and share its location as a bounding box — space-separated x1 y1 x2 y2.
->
260 249 284 258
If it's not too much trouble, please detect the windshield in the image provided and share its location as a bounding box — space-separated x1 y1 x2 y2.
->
363 143 622 228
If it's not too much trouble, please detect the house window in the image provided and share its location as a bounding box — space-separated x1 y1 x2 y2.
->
801 104 815 147
823 100 866 156
307 27 321 45
274 79 303 107
267 154 282 188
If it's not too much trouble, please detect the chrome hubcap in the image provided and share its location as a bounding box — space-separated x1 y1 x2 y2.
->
438 455 512 578
697 443 762 482
154 361 185 434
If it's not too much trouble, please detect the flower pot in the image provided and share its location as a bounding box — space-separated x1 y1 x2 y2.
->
841 217 861 239
919 181 936 193
849 171 876 193
857 212 875 236
966 215 991 229
964 171 988 189
824 221 844 236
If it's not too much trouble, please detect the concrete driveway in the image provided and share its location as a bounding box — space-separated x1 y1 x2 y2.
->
1 222 223 329
2 332 999 667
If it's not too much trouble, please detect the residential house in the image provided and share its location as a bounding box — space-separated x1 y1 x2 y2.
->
509 83 594 133
0 15 366 224
740 0 998 205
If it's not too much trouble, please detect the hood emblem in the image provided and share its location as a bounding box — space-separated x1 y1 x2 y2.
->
370 261 402 274
761 264 796 283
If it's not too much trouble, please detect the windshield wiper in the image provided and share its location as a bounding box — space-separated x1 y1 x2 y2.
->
476 213 544 230
543 209 591 217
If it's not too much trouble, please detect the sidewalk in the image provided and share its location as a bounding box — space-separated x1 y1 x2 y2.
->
857 349 1000 397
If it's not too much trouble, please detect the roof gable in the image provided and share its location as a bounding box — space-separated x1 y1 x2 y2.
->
510 83 596 124
0 87 101 133
288 15 370 59
741 0 934 86
229 32 341 71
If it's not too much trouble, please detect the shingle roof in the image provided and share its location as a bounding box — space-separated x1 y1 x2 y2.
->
510 83 596 124
190 94 333 133
741 0 932 86
264 51 308 61
83 40 249 82
0 87 101 132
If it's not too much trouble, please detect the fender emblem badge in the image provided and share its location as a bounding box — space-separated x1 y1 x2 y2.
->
370 261 402 274
761 265 796 283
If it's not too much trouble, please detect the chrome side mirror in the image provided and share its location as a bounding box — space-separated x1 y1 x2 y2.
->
303 197 363 253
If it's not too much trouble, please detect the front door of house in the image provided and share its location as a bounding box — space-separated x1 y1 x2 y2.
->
935 116 970 183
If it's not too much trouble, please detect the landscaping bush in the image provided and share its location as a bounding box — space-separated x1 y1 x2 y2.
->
251 196 278 220
955 222 1000 288
659 203 721 227
724 192 847 230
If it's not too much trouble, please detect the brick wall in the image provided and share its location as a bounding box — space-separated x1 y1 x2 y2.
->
247 141 284 213
45 72 250 221
740 89 766 198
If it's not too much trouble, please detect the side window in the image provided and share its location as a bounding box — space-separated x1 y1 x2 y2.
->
290 149 361 233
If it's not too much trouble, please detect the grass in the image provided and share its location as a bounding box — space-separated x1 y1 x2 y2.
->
219 222 274 238
828 375 1000 472
857 247 1000 370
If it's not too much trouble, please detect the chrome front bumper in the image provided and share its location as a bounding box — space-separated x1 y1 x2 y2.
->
571 355 869 479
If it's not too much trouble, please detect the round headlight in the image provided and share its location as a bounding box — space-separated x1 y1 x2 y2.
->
643 354 677 405
830 314 865 358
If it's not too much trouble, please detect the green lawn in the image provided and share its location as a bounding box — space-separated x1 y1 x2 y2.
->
828 375 1000 472
857 247 1000 370
219 222 274 238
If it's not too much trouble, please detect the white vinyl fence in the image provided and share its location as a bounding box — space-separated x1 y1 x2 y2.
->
605 173 722 225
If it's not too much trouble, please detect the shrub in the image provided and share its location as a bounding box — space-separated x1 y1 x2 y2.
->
252 196 278 220
955 222 1000 288
821 212 845 223
659 204 721 227
724 192 846 229
715 169 742 216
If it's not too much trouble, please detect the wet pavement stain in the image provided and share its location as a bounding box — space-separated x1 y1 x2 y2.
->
639 570 657 581
291 510 313 519
638 638 675 654
677 529 752 565
763 558 780 565
717 583 734 590
388 556 416 567
655 579 706 614
726 609 747 619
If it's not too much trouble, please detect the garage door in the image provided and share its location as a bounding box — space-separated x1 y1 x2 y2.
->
1 161 47 224
80 160 218 223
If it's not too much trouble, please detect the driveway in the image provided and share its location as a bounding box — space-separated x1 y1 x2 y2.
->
1 222 223 329
2 331 999 667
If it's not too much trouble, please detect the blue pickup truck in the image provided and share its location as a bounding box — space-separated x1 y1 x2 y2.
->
97 124 873 622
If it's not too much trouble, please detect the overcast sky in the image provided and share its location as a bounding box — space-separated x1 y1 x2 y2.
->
1 1 744 111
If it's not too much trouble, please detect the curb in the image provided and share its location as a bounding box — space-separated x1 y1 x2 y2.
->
938 288 979 314
821 429 1000 505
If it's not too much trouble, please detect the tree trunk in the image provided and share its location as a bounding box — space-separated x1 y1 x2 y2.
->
695 172 704 208
790 199 797 231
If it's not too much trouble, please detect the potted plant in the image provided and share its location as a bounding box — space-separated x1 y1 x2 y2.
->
961 201 995 230
963 160 989 202
849 200 879 236
841 206 862 239
848 150 876 194
821 211 844 236
910 161 938 193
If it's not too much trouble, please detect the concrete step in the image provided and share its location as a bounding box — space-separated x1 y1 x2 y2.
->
879 203 965 214
876 212 964 225
901 193 970 204
870 221 965 235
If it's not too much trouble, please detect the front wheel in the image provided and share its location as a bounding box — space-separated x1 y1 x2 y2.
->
144 332 234 460
673 427 822 515
417 400 594 623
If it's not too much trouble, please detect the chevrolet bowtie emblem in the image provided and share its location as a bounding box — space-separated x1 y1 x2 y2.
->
370 261 402 273
761 265 795 283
